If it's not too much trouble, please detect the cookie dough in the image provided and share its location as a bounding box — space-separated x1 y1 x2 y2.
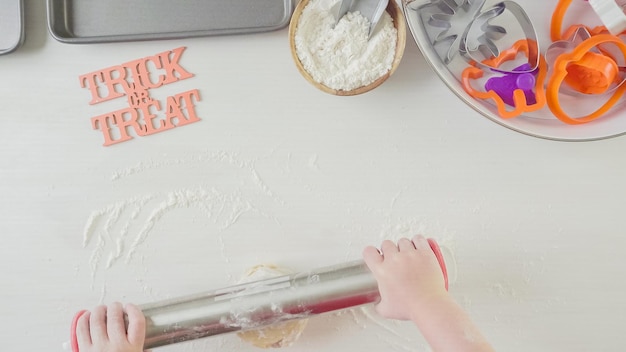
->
236 264 308 348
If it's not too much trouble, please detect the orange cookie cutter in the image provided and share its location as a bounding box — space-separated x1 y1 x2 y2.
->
461 39 547 119
547 34 626 124
551 0 626 41
551 0 576 41
547 25 626 95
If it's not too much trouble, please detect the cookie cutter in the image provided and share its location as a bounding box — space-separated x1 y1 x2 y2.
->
417 0 539 75
461 39 547 118
551 0 575 41
422 0 486 64
460 1 539 74
551 0 626 41
485 63 538 106
546 25 626 95
546 33 626 124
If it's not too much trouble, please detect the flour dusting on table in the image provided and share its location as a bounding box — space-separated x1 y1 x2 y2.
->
82 151 283 279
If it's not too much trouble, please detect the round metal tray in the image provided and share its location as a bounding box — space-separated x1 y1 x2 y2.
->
403 0 626 141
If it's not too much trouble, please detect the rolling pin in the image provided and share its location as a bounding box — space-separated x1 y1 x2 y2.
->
70 238 448 350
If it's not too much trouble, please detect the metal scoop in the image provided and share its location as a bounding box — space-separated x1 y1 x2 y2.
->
335 0 390 38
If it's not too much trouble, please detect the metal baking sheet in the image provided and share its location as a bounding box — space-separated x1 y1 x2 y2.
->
0 0 24 55
47 0 294 44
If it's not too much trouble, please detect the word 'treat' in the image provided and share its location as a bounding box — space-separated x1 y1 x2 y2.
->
79 46 201 146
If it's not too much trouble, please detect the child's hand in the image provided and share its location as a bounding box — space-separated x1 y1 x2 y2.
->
76 302 146 352
363 235 448 321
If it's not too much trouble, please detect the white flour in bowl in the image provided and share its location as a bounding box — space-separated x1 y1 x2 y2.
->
294 0 398 91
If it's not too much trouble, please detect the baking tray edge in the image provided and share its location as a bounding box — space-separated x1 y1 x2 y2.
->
46 0 294 44
0 0 25 55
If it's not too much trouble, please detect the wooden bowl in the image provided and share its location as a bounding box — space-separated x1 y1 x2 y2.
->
289 0 406 96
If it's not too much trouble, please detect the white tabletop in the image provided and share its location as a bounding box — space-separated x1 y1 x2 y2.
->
1 1 625 351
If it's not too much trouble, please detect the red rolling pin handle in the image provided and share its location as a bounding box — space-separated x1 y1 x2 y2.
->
70 310 87 352
427 237 449 291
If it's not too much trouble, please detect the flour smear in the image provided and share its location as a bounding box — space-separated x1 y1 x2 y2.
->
82 151 283 279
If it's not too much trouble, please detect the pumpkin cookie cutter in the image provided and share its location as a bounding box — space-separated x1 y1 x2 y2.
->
546 25 626 95
546 33 626 124
547 0 626 124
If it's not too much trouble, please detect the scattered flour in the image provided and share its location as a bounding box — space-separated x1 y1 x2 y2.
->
83 151 285 280
294 0 398 91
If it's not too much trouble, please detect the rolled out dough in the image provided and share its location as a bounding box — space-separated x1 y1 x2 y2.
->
236 264 309 348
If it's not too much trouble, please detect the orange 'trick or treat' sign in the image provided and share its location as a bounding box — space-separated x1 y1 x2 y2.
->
79 47 201 146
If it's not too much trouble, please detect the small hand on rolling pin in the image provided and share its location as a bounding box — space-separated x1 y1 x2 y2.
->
363 236 448 321
364 235 494 352
73 303 147 352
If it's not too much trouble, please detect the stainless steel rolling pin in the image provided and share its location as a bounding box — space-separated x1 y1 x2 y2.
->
141 259 379 348
70 239 448 351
